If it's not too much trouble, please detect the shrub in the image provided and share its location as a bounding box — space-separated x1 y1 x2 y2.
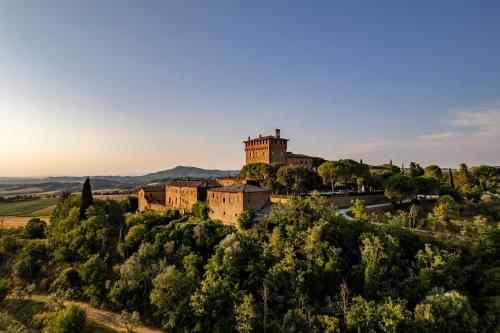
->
0 279 12 302
24 218 47 239
52 268 82 297
43 304 86 333
192 201 209 220
237 210 254 230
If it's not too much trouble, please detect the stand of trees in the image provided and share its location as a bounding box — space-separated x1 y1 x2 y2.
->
0 174 498 332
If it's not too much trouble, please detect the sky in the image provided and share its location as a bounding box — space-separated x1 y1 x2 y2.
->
1 0 499 177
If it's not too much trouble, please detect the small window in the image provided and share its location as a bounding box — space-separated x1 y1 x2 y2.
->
235 213 238 217
212 193 215 198
223 198 225 203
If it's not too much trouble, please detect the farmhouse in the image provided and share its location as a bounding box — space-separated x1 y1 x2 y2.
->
207 184 270 226
138 185 166 211
244 129 313 168
165 179 220 214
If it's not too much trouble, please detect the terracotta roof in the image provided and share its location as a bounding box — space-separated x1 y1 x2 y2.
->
208 184 268 193
168 179 221 188
140 185 165 192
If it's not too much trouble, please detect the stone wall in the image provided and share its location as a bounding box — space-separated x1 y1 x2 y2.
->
243 191 269 211
138 188 166 211
166 186 199 214
286 155 314 170
244 138 287 164
207 191 244 226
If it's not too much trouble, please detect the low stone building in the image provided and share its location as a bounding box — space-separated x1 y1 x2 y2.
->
138 185 166 211
166 179 221 214
207 184 270 226
286 152 314 170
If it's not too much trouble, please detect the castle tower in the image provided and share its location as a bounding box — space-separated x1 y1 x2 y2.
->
244 129 288 165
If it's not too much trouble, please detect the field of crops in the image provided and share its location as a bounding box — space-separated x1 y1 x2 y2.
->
0 198 58 217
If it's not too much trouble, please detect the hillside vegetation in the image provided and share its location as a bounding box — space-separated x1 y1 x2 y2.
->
0 183 498 332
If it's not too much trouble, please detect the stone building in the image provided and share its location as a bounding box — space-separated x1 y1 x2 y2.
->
244 129 288 165
165 179 220 214
244 129 313 168
138 185 166 211
207 184 270 226
286 152 314 170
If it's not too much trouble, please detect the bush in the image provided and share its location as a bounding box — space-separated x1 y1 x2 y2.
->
0 279 12 302
13 243 48 281
52 268 82 298
237 210 254 230
43 304 86 333
1 235 19 252
192 201 209 220
24 218 47 239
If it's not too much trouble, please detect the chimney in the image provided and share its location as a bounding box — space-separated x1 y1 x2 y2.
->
275 128 281 138
247 136 250 141
259 134 262 138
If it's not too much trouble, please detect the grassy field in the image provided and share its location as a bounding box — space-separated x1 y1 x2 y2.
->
0 198 57 217
0 297 119 332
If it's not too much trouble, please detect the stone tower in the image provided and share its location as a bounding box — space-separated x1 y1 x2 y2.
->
244 129 288 165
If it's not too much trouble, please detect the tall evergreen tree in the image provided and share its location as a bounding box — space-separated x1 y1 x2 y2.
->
79 177 94 220
449 168 455 188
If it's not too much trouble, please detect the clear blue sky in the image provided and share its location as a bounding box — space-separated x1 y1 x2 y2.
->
1 0 499 176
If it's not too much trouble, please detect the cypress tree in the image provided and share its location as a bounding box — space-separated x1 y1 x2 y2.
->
79 177 94 220
449 168 455 188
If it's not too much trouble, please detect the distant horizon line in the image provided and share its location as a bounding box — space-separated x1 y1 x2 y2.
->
1 162 498 179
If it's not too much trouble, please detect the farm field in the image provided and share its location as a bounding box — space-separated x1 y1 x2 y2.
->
0 198 58 217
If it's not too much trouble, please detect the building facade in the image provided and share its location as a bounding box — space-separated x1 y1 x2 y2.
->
286 152 314 170
244 129 288 165
207 184 269 226
165 179 220 214
138 185 166 211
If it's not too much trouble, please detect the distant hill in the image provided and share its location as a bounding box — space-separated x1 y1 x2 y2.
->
142 166 239 181
0 166 240 196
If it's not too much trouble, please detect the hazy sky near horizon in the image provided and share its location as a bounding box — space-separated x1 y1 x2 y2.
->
1 0 500 177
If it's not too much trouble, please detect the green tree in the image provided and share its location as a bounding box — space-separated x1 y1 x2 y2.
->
351 199 368 222
150 254 201 331
414 176 439 199
43 304 86 333
345 296 410 333
424 165 443 181
384 174 415 204
276 165 308 195
237 210 254 230
0 279 12 302
13 243 48 282
78 254 107 304
318 161 341 192
414 289 478 333
454 163 473 189
192 201 209 220
472 165 497 190
408 162 425 177
234 294 256 333
24 218 47 238
79 177 94 220
448 168 455 188
433 195 459 221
